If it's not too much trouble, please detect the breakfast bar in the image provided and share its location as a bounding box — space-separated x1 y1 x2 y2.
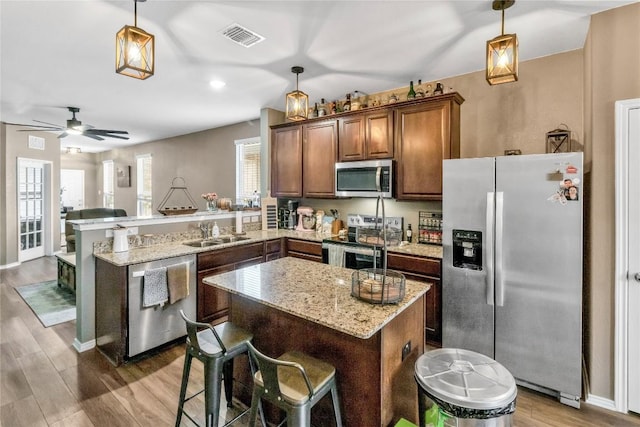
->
203 257 430 426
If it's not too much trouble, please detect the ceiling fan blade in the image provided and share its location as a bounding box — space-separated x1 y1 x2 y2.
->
57 132 69 139
5 121 63 130
87 129 129 135
32 119 65 128
81 133 104 141
14 127 61 131
98 133 129 140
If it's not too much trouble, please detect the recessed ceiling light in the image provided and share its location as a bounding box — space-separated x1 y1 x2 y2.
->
209 80 226 89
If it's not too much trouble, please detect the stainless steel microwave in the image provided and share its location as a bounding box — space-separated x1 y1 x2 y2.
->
335 159 393 198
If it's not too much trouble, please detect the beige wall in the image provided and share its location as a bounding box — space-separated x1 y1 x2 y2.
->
95 120 260 217
0 126 61 265
584 3 640 399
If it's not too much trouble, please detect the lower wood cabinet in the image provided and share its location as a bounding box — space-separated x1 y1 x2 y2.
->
265 238 283 262
197 242 264 323
285 238 323 263
387 252 442 347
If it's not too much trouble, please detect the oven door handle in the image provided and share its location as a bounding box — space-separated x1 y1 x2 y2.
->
322 242 380 257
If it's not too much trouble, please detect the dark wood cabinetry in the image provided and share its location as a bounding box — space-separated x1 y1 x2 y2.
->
197 242 264 323
272 93 462 200
271 125 303 198
395 95 463 200
285 238 323 263
338 110 393 161
264 238 283 262
303 120 337 198
387 252 442 346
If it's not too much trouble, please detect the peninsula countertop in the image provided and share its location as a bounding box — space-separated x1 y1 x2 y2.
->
202 257 431 339
94 229 443 266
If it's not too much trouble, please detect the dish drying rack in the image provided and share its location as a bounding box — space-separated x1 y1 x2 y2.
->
157 177 199 216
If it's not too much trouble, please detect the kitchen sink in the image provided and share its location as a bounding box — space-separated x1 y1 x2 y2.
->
183 236 251 247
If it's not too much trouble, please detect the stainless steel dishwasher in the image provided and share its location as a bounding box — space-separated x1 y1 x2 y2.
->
127 254 196 357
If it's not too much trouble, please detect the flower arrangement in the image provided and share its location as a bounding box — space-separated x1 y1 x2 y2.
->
201 192 218 202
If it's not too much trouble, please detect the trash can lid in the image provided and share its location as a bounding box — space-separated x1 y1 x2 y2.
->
415 348 517 411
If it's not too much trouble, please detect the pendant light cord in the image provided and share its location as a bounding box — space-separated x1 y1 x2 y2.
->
134 0 138 27
501 7 505 35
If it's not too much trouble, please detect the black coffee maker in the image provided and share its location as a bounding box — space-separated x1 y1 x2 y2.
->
286 200 299 229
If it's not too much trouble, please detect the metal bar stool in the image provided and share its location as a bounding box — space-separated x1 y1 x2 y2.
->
176 310 254 427
246 342 343 427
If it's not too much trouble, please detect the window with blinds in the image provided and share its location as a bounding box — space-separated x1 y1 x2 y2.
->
235 137 261 201
103 160 114 208
136 154 153 216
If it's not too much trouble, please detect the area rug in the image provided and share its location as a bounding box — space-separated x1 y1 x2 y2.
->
15 280 76 327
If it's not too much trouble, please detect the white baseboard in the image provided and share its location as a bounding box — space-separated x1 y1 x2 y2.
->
73 338 96 353
0 261 21 270
586 394 618 412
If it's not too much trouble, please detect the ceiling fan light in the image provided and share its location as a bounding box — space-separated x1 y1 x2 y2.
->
116 25 155 80
285 66 308 121
486 33 518 85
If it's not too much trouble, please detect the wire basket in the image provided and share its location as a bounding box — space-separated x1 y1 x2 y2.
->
351 268 406 304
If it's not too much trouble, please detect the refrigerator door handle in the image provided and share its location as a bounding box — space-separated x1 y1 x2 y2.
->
486 192 495 306
495 191 505 307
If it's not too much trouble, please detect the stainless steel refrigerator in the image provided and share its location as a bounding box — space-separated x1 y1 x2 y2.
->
442 152 583 408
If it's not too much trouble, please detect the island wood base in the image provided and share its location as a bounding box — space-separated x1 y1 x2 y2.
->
229 293 425 427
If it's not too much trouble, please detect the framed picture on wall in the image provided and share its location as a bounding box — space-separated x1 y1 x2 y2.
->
117 165 131 187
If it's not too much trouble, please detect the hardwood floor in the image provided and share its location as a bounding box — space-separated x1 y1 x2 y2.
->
2 256 640 427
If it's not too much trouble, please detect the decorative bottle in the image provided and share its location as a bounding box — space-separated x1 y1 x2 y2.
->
415 79 425 98
318 98 327 116
313 102 319 118
343 93 351 112
407 81 416 100
406 224 413 242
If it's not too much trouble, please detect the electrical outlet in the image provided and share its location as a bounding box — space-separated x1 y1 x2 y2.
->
402 341 411 361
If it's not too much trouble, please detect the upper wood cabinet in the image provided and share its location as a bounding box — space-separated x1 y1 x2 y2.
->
303 120 338 198
271 93 463 200
271 125 303 198
395 95 463 200
338 110 393 161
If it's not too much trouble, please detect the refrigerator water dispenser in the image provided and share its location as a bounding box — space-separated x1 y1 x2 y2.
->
452 229 482 270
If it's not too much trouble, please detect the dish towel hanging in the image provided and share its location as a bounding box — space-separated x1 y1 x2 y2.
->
167 262 190 304
327 244 346 267
143 266 168 307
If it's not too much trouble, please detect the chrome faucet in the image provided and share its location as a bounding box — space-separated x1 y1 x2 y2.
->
199 222 211 239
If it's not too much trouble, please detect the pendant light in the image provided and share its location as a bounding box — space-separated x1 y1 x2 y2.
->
285 66 309 121
486 0 518 85
116 0 154 80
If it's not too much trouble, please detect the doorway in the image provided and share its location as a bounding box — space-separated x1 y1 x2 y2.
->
614 98 640 414
60 169 85 211
17 158 52 262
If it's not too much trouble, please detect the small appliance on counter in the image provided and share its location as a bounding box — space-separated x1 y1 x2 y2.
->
112 226 129 253
279 200 299 230
296 206 316 231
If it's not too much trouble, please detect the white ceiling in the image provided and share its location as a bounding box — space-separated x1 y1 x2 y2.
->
1 0 637 153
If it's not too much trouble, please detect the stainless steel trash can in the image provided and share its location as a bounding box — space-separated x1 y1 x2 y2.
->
414 348 517 427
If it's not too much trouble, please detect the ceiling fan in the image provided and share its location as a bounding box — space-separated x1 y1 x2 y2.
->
6 107 129 141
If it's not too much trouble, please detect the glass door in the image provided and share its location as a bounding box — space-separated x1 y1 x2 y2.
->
18 159 46 261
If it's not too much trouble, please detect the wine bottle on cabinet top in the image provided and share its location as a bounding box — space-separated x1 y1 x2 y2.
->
407 81 416 100
343 93 351 111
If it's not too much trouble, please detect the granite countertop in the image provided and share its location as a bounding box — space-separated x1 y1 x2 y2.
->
94 229 443 266
203 257 431 339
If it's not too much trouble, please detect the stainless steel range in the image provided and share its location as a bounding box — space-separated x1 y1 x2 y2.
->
321 214 403 269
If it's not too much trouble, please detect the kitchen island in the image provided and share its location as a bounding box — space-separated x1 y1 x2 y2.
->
203 257 430 426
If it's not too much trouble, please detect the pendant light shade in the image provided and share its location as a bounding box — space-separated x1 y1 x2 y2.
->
486 0 518 85
285 66 308 121
116 0 154 80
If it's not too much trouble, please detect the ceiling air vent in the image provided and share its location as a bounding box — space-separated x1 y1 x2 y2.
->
221 23 265 48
